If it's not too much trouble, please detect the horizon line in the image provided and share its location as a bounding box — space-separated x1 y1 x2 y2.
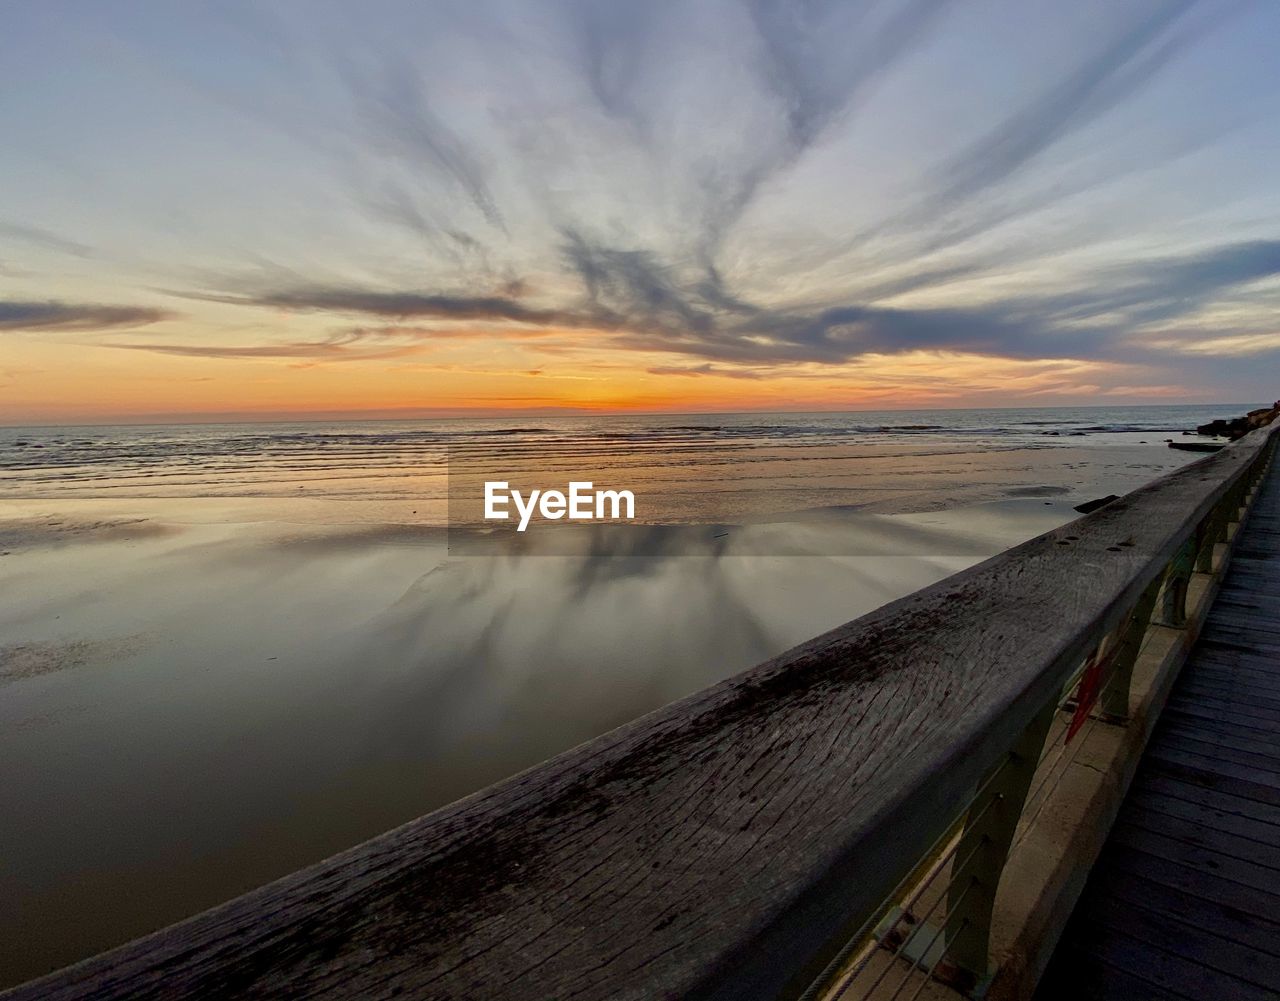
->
2 399 1264 431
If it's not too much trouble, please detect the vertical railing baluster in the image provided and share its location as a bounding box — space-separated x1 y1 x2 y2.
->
1155 538 1194 627
1194 510 1219 573
944 702 1056 982
1099 576 1163 721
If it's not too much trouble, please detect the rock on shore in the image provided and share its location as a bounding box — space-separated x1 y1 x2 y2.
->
1196 400 1280 440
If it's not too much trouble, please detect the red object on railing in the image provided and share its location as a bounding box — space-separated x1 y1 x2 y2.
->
1067 601 1137 744
1066 647 1112 744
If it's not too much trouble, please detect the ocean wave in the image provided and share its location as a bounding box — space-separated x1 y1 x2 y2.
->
0 405 1243 500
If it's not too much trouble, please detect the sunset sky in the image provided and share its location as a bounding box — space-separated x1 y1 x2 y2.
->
2 0 1278 424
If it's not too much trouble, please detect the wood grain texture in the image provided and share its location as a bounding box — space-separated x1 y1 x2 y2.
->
1041 444 1280 1000
8 425 1278 1001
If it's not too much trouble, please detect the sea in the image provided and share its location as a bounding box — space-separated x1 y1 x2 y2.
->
0 404 1254 517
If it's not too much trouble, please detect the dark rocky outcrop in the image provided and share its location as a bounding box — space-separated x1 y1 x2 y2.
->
1074 494 1119 514
1169 441 1225 453
1196 400 1280 440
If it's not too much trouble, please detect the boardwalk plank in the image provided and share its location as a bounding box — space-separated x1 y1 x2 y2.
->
1180 656 1280 682
1179 664 1280 694
1050 926 1274 1001
1107 823 1280 892
1159 703 1280 739
1126 780 1280 843
1173 679 1280 712
1072 893 1280 990
1118 803 1280 870
1163 692 1280 725
1154 729 1280 774
1080 865 1280 957
1143 745 1280 796
1037 945 1193 1001
1145 722 1280 767
1174 652 1280 677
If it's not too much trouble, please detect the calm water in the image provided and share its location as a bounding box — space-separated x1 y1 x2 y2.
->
0 404 1254 987
0 404 1252 503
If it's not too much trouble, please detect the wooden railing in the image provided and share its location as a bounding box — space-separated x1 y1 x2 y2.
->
7 423 1277 1001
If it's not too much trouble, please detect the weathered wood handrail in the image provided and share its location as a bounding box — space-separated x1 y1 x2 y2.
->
7 423 1278 1001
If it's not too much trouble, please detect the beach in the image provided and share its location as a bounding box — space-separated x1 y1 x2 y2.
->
0 405 1249 986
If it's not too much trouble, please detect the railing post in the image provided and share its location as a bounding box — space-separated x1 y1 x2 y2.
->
1155 538 1194 627
1099 575 1162 721
945 702 1056 984
1194 502 1222 573
1196 468 1250 573
1233 473 1251 518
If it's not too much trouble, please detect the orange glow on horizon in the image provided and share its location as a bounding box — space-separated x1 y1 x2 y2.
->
0 319 1200 425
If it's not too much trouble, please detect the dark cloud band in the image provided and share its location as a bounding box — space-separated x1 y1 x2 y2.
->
148 237 1279 366
0 301 171 332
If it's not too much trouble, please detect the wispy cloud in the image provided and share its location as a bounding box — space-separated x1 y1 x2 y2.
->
0 222 93 259
106 329 413 361
0 301 171 332
167 286 595 327
648 363 766 379
109 322 566 362
161 236 1279 368
297 0 958 286
929 0 1204 209
1038 239 1280 325
693 0 954 258
839 1 1250 266
340 58 507 231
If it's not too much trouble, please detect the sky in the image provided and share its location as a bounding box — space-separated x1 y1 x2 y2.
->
1 0 1278 424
